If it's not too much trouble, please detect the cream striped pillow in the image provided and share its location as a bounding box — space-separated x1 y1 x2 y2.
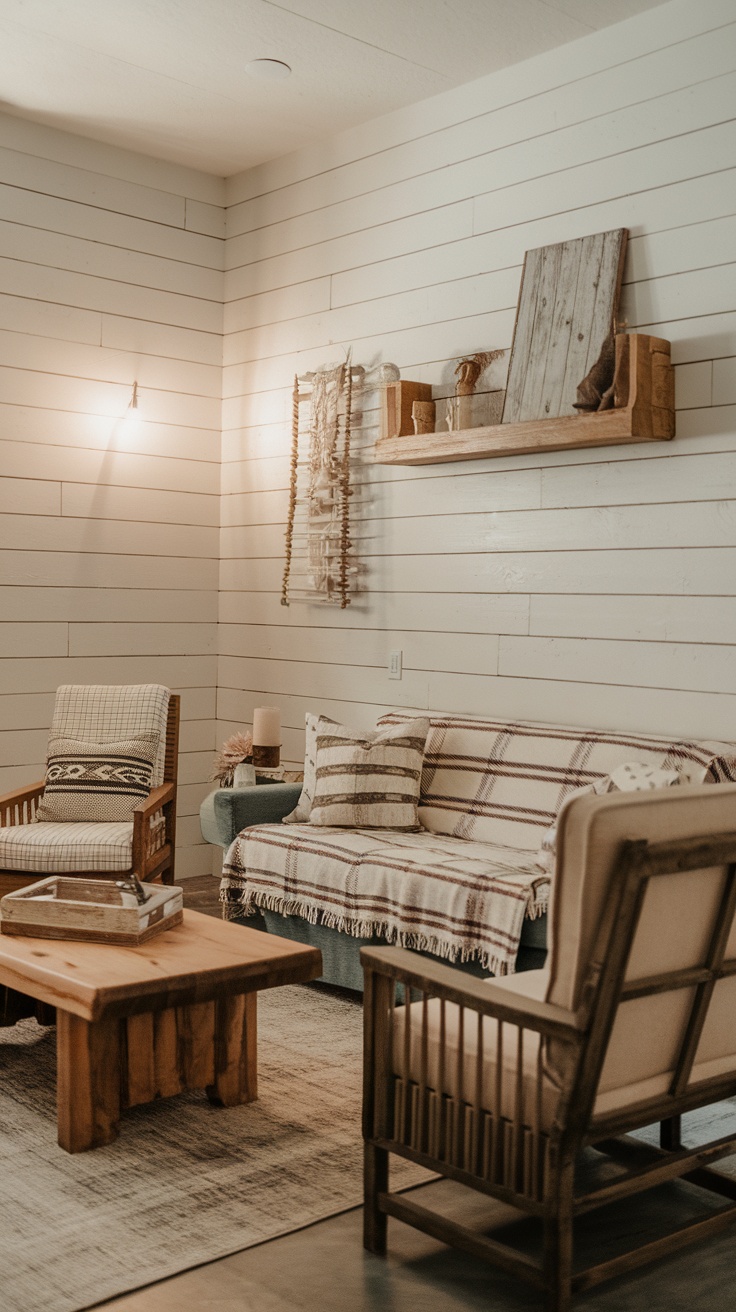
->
309 718 430 830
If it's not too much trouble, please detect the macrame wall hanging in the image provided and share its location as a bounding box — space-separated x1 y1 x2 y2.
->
281 356 357 609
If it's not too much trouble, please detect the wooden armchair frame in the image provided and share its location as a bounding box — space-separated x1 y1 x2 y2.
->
0 695 180 898
362 830 736 1311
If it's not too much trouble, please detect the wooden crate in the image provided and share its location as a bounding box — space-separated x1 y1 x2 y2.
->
0 876 183 945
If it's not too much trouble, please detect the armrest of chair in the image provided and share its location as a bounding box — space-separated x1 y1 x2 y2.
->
199 783 303 847
361 945 583 1040
133 782 176 819
0 780 45 827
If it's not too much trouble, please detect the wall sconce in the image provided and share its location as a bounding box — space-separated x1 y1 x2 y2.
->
121 380 142 434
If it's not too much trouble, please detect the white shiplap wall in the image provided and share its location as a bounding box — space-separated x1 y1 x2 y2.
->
0 115 224 878
220 0 736 765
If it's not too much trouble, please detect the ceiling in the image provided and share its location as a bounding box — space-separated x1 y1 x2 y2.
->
0 0 666 177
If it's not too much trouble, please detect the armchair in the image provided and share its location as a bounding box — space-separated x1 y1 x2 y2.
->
362 783 736 1310
0 684 179 899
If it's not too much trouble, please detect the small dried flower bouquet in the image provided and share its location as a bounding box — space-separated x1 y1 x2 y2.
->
211 731 254 787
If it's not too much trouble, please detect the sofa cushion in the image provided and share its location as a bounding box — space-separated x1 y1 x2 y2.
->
0 821 135 872
221 824 548 976
309 717 429 830
379 711 736 850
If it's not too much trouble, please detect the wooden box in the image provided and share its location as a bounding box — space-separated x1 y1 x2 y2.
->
0 876 183 945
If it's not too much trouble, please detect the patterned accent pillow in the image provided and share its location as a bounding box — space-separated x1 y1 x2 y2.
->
36 734 159 823
309 718 430 830
534 760 703 872
283 712 336 823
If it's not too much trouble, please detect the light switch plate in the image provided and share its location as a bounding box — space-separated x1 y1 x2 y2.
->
388 649 403 680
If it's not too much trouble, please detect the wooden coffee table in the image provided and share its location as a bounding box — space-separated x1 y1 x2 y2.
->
0 910 321 1152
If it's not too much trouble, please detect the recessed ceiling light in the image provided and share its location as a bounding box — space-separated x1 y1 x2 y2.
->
245 59 292 81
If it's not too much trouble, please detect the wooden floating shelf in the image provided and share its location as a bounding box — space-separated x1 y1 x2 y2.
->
374 334 675 467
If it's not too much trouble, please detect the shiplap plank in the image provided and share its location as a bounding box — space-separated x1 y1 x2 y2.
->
221 500 736 560
0 587 217 623
0 329 221 398
0 656 216 696
0 407 220 466
220 589 530 635
0 369 220 431
473 120 734 240
332 175 736 311
61 483 219 528
0 220 223 302
224 265 520 366
218 655 431 712
0 514 217 559
100 314 222 366
228 80 735 265
0 112 225 207
0 551 218 591
0 181 223 269
0 257 222 333
219 625 500 676
0 729 51 768
0 478 60 517
541 448 736 509
185 199 226 239
0 146 187 227
220 548 736 599
0 291 101 346
221 465 542 525
0 623 67 658
530 595 736 644
0 440 219 496
498 635 736 696
68 623 217 658
0 693 56 730
713 357 736 406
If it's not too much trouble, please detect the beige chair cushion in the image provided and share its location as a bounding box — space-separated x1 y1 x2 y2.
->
49 684 170 787
547 784 736 1113
0 822 135 873
393 968 560 1131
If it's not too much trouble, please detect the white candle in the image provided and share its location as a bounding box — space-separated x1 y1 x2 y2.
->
253 706 281 746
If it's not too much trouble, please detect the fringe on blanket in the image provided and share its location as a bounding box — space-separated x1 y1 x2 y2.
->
219 883 550 977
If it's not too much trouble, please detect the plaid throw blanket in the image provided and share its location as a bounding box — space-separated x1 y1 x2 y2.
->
221 825 548 976
379 713 736 850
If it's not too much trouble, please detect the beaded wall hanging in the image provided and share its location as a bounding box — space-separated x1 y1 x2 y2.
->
281 356 356 609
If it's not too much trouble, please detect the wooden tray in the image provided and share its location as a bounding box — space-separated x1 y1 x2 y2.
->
0 876 183 945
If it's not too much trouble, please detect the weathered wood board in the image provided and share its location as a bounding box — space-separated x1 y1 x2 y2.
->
502 228 628 424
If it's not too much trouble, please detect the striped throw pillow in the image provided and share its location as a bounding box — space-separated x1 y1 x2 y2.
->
36 734 158 823
309 718 430 830
283 712 337 823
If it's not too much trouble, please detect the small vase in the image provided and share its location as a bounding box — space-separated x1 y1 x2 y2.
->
233 761 256 787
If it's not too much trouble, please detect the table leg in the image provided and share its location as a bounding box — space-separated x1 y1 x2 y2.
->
56 1010 121 1152
207 992 257 1107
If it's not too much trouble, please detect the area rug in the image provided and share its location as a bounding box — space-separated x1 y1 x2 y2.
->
0 984 428 1312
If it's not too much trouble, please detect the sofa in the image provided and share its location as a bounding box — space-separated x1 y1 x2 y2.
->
201 710 736 991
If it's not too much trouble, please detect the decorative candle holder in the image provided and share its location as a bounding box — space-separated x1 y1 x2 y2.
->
252 706 281 769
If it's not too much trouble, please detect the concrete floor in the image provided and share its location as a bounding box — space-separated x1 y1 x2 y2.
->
94 1171 736 1312
94 876 734 1312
